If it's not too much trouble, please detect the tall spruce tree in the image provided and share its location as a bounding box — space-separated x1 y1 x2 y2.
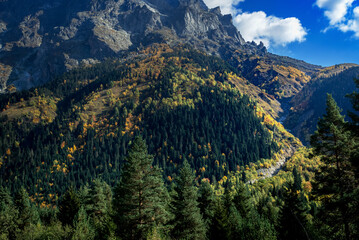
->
347 78 359 136
86 179 113 240
71 206 96 240
113 136 170 240
347 78 359 180
311 94 357 240
14 187 39 231
171 160 206 240
0 187 18 239
278 176 311 240
58 186 81 227
198 180 216 236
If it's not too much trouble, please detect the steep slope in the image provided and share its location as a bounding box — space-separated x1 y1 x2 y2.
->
284 64 359 144
0 0 255 90
240 53 320 99
0 45 300 203
0 0 322 99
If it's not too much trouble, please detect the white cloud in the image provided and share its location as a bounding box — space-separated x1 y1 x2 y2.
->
338 6 359 36
316 0 354 24
202 0 243 15
233 11 307 47
316 0 359 37
202 0 307 47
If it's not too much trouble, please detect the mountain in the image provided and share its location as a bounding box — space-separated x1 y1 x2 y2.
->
0 0 322 95
0 45 300 201
284 64 359 144
1 0 358 202
0 0 249 90
2 1 359 239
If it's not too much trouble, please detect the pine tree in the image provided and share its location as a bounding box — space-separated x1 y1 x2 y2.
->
14 187 38 231
311 94 357 240
113 136 170 240
58 186 81 227
292 167 302 192
86 179 113 240
71 206 96 240
0 187 18 239
171 160 206 240
347 78 359 135
198 180 216 234
278 180 311 240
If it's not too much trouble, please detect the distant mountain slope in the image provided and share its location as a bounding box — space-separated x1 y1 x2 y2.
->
0 0 254 90
0 0 322 98
284 64 359 144
0 45 300 203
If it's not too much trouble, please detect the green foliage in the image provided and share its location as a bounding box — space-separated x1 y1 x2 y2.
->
311 94 358 240
278 177 311 240
3 45 354 240
198 180 216 235
86 179 113 240
285 66 359 144
71 207 96 240
0 47 277 203
113 136 170 240
0 187 18 239
58 186 81 227
170 160 206 240
14 187 39 230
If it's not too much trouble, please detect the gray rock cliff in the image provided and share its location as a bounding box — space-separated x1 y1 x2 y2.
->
0 0 268 90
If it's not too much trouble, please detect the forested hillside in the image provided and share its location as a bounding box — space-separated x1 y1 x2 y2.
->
0 44 358 240
285 65 359 144
0 45 299 206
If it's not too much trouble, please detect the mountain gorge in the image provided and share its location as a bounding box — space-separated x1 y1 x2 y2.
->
1 0 359 239
1 0 358 196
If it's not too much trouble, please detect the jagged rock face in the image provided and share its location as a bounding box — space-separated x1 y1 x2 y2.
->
0 0 251 90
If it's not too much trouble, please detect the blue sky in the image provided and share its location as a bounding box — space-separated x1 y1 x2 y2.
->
203 0 359 67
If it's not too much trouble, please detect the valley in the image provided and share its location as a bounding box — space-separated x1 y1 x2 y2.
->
0 0 359 239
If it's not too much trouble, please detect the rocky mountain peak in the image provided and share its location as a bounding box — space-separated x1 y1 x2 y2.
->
0 0 258 91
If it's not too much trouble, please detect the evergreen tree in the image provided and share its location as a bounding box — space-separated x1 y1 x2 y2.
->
86 179 113 240
113 136 170 240
347 78 359 135
14 187 39 231
198 180 216 235
232 181 251 218
171 160 206 240
292 167 302 192
58 186 81 227
278 181 311 240
311 94 357 240
72 206 96 240
0 187 18 240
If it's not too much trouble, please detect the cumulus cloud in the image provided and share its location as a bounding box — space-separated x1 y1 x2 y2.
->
338 6 359 36
315 0 354 25
233 11 307 47
202 0 307 47
202 0 243 15
316 0 359 37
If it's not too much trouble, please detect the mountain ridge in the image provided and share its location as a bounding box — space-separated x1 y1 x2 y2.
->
0 0 321 94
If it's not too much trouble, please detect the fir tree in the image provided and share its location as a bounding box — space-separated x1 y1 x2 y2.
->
14 187 39 231
198 180 216 234
71 206 96 240
86 179 113 240
58 186 81 227
113 136 170 240
311 94 357 240
278 180 311 240
171 160 206 240
0 187 18 240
